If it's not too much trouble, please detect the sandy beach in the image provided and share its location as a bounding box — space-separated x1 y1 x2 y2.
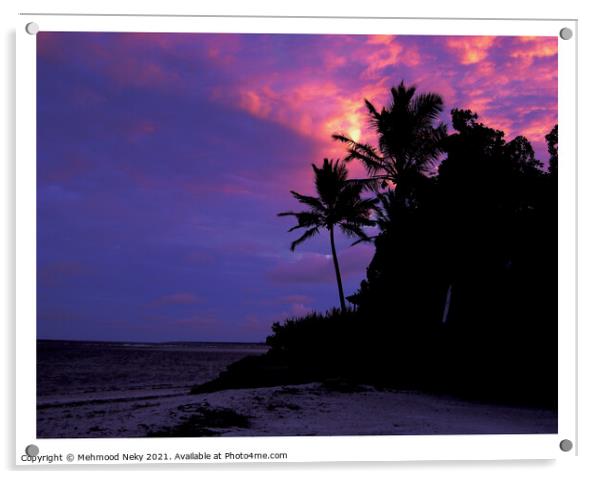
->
37 382 557 438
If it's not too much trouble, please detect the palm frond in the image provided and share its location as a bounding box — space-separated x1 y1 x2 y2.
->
350 235 377 246
345 177 388 193
311 159 347 207
339 222 372 243
285 211 324 232
331 133 351 143
289 191 325 212
290 226 321 251
364 99 380 120
277 211 295 217
411 92 444 123
332 134 385 175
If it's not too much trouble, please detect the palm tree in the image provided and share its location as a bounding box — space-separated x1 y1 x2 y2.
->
333 80 447 204
278 159 378 312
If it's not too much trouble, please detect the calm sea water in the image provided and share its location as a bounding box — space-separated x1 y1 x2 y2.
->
37 340 268 407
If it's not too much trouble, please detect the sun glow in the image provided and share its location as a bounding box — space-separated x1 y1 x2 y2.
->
348 126 361 143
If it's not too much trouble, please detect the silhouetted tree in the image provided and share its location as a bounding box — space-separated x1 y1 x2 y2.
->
278 159 378 312
332 81 448 327
505 135 543 174
333 80 447 206
546 124 558 175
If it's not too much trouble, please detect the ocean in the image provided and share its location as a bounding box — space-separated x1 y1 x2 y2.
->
37 339 268 437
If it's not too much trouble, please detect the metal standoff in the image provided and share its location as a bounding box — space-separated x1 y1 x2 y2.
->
559 439 573 452
25 22 39 35
559 27 573 40
25 444 39 457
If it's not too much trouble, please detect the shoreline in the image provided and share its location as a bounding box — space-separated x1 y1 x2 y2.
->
37 382 557 438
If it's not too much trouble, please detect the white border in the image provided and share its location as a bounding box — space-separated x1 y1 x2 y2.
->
15 15 577 464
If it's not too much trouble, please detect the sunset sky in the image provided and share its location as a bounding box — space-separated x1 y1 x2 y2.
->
36 32 557 342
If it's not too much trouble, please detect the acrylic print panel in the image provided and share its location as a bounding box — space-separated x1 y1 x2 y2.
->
35 30 559 436
16 15 576 464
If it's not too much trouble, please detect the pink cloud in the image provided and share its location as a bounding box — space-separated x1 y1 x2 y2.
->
221 35 552 168
446 36 497 64
205 38 420 158
520 116 558 144
45 32 558 186
511 37 558 62
436 36 557 160
238 88 274 118
322 49 349 71
362 35 422 78
200 33 556 170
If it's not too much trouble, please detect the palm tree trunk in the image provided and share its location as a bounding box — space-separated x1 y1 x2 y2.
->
329 227 346 312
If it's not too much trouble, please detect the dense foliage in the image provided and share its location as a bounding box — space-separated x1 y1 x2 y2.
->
193 81 558 408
